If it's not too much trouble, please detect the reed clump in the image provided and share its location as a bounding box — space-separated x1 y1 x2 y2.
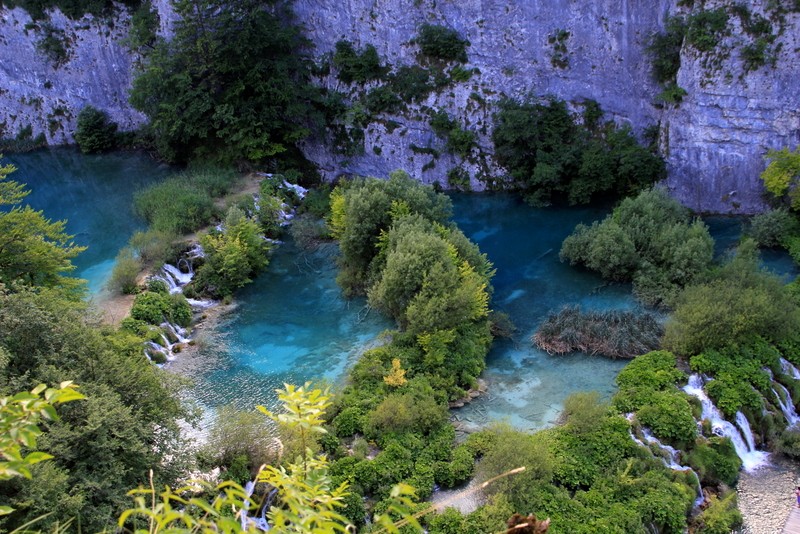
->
533 306 662 359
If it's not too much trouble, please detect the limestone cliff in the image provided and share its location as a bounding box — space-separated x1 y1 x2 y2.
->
1 0 798 213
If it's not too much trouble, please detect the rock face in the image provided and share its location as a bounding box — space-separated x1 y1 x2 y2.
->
1 0 799 213
0 7 145 144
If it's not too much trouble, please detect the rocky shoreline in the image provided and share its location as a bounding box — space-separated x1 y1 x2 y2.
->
736 457 800 534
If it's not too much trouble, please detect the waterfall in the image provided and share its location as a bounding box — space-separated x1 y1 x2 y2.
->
734 412 757 452
683 374 769 471
781 357 800 380
772 383 800 428
625 417 705 508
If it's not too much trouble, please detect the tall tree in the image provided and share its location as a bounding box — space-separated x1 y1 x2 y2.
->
0 157 85 292
130 0 322 163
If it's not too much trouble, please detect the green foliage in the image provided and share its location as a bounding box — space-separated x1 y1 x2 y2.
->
0 285 185 532
663 239 800 355
647 16 686 84
204 405 277 474
126 0 160 51
389 65 434 103
688 339 779 417
749 208 800 248
694 491 743 534
615 350 684 392
129 0 322 163
108 246 142 294
0 158 86 292
636 391 698 446
0 383 84 488
561 188 713 307
130 290 192 327
656 84 688 105
416 24 469 63
686 437 742 486
428 110 476 158
364 85 404 114
548 28 570 69
35 23 69 66
333 40 387 83
74 105 118 154
196 208 269 298
685 9 728 52
760 147 800 209
134 166 235 234
777 428 800 459
492 97 665 206
533 306 663 359
129 228 177 266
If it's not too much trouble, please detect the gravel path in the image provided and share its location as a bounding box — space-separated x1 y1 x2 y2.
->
737 458 800 534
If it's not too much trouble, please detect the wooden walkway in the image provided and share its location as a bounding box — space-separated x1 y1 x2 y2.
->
783 506 800 533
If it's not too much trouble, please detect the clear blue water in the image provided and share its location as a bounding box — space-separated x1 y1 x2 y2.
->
3 148 172 294
8 149 797 428
172 241 391 412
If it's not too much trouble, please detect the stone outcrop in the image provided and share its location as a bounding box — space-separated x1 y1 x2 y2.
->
1 0 798 213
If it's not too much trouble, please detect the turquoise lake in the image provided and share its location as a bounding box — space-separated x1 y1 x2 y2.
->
9 149 797 429
3 148 172 294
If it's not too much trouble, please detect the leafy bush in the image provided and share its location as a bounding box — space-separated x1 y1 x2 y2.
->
760 147 800 209
685 9 728 52
129 229 176 265
748 208 799 248
647 16 686 84
533 306 663 359
687 437 742 486
561 188 713 307
74 105 118 154
333 40 387 83
130 290 192 326
364 85 404 114
130 0 321 163
777 428 800 459
196 209 269 298
332 406 364 437
108 247 142 294
493 97 665 206
635 391 698 446
416 24 469 63
663 240 800 355
389 65 434 103
694 491 743 534
134 167 235 234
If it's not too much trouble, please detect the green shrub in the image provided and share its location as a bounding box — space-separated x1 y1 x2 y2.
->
616 350 684 391
664 240 800 355
561 188 713 307
390 66 434 103
196 210 269 298
416 24 470 63
167 292 192 327
694 491 743 534
135 179 216 234
749 208 800 248
126 0 160 51
129 229 176 266
108 247 142 294
777 428 800 459
687 437 741 486
35 23 69 66
493 98 664 206
364 85 404 114
636 391 698 446
647 16 686 84
130 291 169 324
332 407 364 437
686 9 728 52
333 40 387 83
74 105 118 154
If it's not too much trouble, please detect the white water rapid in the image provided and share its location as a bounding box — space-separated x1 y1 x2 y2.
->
682 374 769 471
781 357 800 380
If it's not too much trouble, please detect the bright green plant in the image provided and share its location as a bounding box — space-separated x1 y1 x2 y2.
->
416 24 469 63
0 383 84 490
761 147 800 209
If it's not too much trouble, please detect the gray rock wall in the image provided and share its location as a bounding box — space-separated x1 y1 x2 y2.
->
1 0 798 213
0 6 145 144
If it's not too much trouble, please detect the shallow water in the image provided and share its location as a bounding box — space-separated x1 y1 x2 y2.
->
3 148 171 293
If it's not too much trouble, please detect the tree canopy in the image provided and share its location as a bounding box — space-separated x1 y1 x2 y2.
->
129 0 322 163
0 157 85 293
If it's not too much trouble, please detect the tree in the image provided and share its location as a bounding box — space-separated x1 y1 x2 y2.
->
129 0 322 163
0 157 85 292
760 147 800 209
74 105 118 154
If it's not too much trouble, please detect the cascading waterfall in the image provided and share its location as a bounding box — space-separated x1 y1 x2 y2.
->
682 374 769 471
772 382 800 428
781 357 800 380
625 415 705 508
